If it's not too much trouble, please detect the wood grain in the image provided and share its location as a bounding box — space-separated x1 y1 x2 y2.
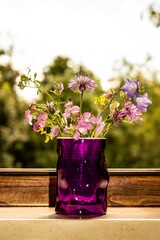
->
0 169 159 207
0 176 57 206
108 176 160 207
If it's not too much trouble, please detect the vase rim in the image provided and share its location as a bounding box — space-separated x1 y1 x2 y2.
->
57 137 106 140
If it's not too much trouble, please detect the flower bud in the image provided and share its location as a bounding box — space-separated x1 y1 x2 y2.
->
119 90 126 99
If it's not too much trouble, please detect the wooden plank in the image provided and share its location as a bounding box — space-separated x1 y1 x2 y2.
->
0 169 159 207
108 176 160 207
0 176 57 206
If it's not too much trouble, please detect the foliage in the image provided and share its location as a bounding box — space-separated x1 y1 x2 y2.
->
0 48 57 168
0 48 28 167
147 3 160 28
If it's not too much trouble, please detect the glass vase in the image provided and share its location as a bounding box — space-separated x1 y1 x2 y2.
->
55 138 109 217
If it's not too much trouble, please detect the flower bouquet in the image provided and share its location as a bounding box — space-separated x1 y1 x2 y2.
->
19 72 152 141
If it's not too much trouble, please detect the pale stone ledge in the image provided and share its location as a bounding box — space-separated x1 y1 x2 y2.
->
0 207 160 240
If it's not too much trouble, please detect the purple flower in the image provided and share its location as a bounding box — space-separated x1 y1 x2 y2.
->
113 102 143 125
121 78 139 98
68 74 97 93
133 93 152 112
63 101 80 119
113 109 127 125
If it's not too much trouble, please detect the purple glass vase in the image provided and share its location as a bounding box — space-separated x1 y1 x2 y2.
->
55 138 109 216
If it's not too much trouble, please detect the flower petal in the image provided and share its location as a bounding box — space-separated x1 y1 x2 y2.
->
121 78 139 98
74 131 80 140
95 122 105 137
50 125 59 138
79 127 88 135
25 110 33 125
83 112 91 120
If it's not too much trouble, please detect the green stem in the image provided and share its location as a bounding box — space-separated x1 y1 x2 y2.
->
24 76 54 102
106 96 115 109
96 95 116 119
35 83 54 102
80 92 84 113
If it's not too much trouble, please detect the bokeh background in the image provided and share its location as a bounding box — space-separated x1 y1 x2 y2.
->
0 0 160 168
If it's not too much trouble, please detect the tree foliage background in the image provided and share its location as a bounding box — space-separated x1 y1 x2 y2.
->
0 4 160 168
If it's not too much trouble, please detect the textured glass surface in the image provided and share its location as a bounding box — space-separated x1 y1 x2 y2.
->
55 138 109 216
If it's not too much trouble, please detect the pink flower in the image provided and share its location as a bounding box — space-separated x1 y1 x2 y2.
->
63 101 80 119
33 122 39 132
45 101 54 110
78 112 95 132
33 112 48 132
74 129 80 140
124 102 143 123
50 125 59 138
79 112 97 124
73 114 105 139
94 116 105 137
73 112 96 139
65 101 73 108
29 104 36 110
37 112 48 127
25 110 33 125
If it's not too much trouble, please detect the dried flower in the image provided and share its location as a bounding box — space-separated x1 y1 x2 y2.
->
69 74 97 93
50 82 64 96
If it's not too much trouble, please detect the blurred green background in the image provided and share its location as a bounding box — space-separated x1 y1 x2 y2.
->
0 3 160 168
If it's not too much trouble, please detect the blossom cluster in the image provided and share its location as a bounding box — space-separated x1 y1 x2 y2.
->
19 73 152 142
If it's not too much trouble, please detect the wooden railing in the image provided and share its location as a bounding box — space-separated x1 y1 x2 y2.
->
0 168 160 207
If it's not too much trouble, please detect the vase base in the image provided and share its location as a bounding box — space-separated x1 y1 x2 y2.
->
55 202 107 217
